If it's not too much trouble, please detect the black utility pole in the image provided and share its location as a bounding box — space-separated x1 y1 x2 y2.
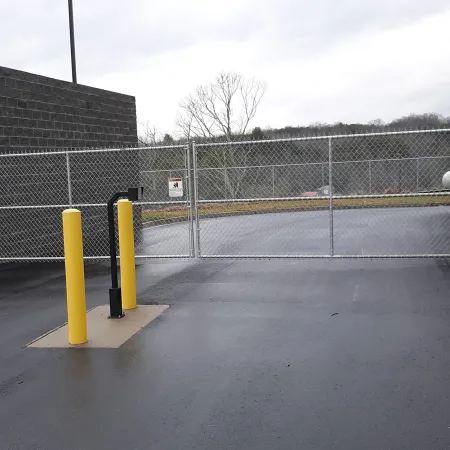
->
68 0 77 83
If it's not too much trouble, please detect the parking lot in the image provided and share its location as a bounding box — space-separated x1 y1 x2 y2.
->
140 206 450 257
2 251 450 449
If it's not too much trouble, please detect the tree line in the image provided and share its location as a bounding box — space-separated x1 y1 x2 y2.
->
137 72 450 199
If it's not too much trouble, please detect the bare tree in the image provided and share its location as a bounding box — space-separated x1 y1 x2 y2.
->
138 120 159 146
176 72 267 141
176 72 267 199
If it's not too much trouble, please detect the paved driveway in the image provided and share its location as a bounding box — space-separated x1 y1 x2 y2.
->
139 206 450 256
1 257 450 449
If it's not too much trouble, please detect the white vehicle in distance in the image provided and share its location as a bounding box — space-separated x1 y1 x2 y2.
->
443 171 450 189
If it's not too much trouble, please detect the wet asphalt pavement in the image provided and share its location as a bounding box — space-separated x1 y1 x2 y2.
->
1 257 450 449
2 207 450 449
141 206 450 256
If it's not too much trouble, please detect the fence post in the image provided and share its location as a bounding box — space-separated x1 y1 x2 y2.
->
192 142 201 257
117 199 136 310
368 160 372 194
62 209 87 345
186 142 195 258
328 137 334 257
66 149 73 207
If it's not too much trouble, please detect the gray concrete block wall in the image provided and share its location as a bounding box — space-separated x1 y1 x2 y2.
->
0 66 137 151
0 66 139 259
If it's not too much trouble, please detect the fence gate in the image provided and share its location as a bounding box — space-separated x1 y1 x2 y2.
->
192 129 450 259
1 130 450 262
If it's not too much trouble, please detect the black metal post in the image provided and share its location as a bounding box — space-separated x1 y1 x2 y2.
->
68 0 77 83
107 191 128 318
107 187 143 318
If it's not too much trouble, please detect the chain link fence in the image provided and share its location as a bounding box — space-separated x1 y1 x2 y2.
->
194 129 450 258
196 136 450 200
1 129 450 261
0 144 192 261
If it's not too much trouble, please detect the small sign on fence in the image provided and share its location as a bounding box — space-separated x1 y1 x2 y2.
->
168 178 183 198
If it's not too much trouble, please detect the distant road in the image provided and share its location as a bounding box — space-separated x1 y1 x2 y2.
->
139 206 450 257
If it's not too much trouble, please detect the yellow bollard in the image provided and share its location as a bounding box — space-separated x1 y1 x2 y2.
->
62 209 87 345
118 199 137 310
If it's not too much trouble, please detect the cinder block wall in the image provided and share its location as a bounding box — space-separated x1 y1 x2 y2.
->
0 66 139 259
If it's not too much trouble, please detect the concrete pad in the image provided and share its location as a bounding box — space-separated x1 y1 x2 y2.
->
27 304 168 348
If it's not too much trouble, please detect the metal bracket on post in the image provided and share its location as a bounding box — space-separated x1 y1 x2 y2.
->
107 187 143 319
328 137 334 258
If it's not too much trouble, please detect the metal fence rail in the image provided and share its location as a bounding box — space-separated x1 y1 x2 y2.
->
1 129 450 261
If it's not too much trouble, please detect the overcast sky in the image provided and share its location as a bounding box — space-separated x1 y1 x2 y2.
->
2 0 450 136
